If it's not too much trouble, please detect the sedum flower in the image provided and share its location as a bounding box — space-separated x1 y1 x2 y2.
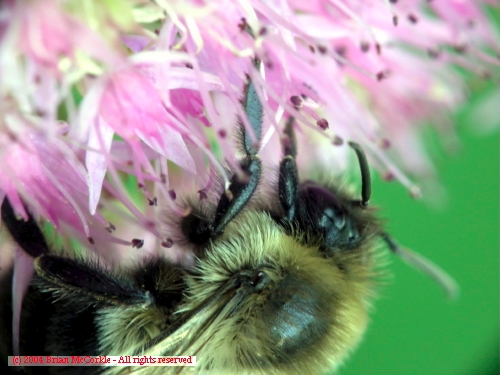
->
0 1 498 350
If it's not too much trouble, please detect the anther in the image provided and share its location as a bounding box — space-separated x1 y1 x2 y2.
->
131 239 144 249
161 238 173 248
317 119 329 130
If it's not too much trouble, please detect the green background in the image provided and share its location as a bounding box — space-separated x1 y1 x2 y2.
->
336 83 499 374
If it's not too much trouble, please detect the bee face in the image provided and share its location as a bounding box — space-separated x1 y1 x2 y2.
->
167 211 378 374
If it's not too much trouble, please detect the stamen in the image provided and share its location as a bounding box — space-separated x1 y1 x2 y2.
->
332 136 344 146
131 239 144 249
407 14 418 24
169 189 177 200
198 189 208 200
290 95 303 108
42 165 90 238
161 238 174 248
317 119 329 130
105 222 116 233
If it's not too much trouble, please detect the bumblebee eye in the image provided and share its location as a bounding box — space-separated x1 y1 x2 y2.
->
251 270 270 292
322 208 345 230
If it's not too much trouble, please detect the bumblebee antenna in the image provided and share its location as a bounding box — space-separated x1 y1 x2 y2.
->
348 142 371 208
381 233 460 300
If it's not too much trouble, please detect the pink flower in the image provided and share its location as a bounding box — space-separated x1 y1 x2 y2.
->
0 2 498 353
0 111 120 250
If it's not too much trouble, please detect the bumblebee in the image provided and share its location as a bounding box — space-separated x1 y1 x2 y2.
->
0 61 454 375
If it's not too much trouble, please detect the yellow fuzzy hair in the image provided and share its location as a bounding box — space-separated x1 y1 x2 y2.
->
103 210 380 375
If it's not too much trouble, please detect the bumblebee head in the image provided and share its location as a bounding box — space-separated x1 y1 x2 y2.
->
179 211 379 374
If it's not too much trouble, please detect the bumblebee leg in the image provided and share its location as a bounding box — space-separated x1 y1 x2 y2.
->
212 72 264 235
381 233 459 299
213 157 262 235
241 63 263 157
182 69 264 241
1 198 49 257
33 255 153 306
279 117 299 222
347 142 371 208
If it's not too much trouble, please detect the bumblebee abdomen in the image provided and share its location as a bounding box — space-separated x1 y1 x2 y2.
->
17 279 100 375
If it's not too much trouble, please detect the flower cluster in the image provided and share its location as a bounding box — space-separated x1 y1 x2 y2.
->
0 0 498 262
